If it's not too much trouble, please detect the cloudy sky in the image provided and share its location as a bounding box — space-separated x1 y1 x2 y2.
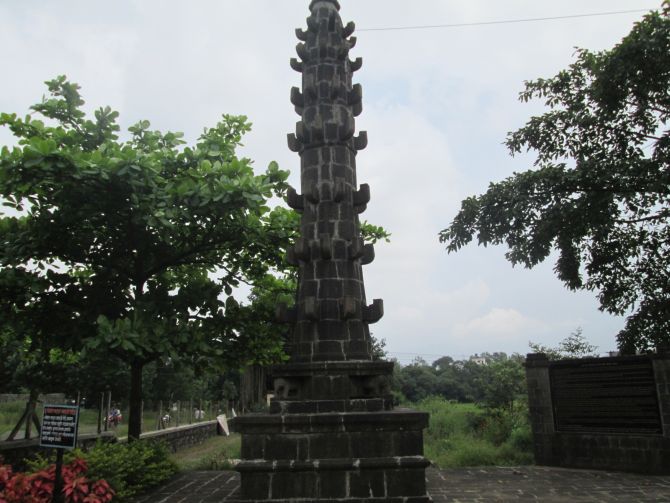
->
0 1 658 363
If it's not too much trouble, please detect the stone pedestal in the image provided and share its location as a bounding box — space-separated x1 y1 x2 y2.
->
233 361 432 501
234 409 430 502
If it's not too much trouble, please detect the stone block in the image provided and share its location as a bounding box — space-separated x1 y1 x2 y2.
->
346 320 367 340
319 470 347 499
347 340 370 358
386 469 427 497
395 431 424 457
343 279 362 297
300 279 319 297
348 431 391 458
332 163 346 180
294 323 316 343
240 473 270 500
340 296 361 320
264 435 301 460
316 260 339 278
319 279 343 300
318 201 338 221
316 400 346 413
241 435 265 459
319 299 340 320
321 163 332 180
309 433 351 459
348 469 385 498
319 320 348 340
294 342 314 360
314 340 344 360
317 220 336 236
271 471 318 500
338 220 355 240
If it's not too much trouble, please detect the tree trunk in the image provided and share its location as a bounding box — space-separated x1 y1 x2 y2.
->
8 388 40 441
128 360 144 441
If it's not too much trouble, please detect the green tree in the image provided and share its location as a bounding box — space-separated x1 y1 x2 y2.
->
0 76 292 439
477 356 525 412
440 4 670 353
395 364 439 403
529 327 599 360
0 327 23 393
0 267 94 437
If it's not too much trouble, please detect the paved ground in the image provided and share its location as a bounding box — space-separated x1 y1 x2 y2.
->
132 466 670 502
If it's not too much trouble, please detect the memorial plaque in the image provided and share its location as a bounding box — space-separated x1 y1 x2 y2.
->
40 404 80 449
550 358 662 434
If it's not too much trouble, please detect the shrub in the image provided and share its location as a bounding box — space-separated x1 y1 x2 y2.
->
508 424 533 453
479 409 516 446
0 457 114 503
80 441 178 501
23 441 178 502
412 396 535 468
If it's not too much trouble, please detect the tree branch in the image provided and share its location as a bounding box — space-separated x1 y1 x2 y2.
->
615 211 669 225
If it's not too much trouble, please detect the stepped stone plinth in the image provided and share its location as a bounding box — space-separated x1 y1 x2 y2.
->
232 1 432 501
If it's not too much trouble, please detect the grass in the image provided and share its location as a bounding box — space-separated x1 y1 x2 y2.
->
170 434 241 471
0 400 26 436
411 397 534 468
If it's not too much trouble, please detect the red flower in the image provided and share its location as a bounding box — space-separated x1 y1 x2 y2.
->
0 460 113 503
0 464 13 486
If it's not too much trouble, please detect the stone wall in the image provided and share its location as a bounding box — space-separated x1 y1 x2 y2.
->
137 420 221 452
0 421 222 469
525 352 670 474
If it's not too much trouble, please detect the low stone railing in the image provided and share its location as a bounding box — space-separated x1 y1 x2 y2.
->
1 420 224 468
122 420 221 452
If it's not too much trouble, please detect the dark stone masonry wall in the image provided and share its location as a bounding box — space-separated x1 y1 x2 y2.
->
525 351 670 474
0 422 220 469
137 420 220 452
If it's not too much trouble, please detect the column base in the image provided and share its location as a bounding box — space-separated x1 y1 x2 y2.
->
233 409 432 502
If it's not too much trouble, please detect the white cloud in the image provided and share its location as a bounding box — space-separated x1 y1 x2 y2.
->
453 308 546 341
0 0 641 359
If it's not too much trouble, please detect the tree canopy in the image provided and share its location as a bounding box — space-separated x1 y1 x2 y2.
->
0 76 293 438
440 4 670 353
529 327 599 360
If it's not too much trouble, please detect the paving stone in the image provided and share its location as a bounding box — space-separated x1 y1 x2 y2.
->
130 466 670 502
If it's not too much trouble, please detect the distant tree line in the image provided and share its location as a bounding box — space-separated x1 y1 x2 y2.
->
391 329 599 410
391 352 526 412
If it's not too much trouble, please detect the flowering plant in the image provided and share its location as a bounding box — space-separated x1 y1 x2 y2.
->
0 457 114 503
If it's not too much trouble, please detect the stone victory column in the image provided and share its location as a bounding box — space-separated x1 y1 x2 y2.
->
232 1 432 501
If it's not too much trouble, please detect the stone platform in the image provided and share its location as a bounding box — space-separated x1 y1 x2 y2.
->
233 408 430 501
131 466 670 502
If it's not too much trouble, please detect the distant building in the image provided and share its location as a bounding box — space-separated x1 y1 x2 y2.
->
470 354 488 365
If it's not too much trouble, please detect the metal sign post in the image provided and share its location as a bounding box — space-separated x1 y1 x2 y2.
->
40 404 80 503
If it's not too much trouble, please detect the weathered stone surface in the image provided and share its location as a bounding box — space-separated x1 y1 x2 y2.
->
132 467 670 502
525 352 670 474
233 1 431 500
